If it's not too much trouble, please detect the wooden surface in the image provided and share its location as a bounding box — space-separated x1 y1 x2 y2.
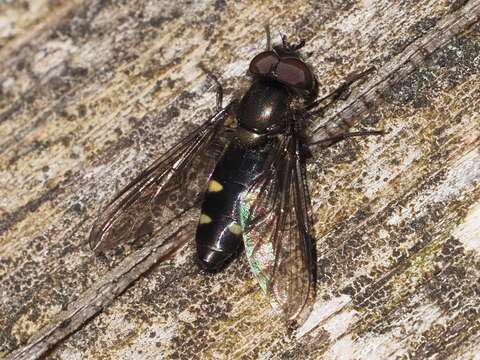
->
1 0 479 359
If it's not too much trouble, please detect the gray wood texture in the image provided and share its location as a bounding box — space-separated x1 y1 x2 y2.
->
1 0 479 359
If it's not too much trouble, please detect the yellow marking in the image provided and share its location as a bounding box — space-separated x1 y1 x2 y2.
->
208 180 224 192
228 222 242 235
199 214 212 224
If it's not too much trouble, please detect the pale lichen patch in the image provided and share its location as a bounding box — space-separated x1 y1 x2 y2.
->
296 294 352 339
453 201 480 254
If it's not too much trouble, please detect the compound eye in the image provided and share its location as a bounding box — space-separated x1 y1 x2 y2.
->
249 51 279 75
276 57 314 91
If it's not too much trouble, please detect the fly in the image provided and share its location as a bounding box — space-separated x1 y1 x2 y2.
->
89 27 383 326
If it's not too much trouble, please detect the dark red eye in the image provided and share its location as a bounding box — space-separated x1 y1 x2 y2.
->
249 51 279 75
276 57 314 91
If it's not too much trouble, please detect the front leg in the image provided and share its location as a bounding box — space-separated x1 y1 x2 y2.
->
305 67 375 116
198 63 224 112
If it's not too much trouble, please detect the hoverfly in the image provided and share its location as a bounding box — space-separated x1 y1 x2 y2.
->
89 27 382 326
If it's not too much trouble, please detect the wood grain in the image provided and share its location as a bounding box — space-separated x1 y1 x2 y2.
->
1 0 479 359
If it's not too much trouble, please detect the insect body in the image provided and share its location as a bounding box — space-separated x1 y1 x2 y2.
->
197 76 305 271
196 135 271 271
89 29 382 325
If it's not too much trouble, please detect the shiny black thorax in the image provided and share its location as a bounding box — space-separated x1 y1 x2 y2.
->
196 79 291 271
237 79 289 135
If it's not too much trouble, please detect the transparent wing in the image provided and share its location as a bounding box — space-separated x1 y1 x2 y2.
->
89 108 230 253
240 132 316 325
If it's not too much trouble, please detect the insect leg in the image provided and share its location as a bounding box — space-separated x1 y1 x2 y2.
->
305 67 375 114
281 33 288 48
291 39 306 51
198 63 223 111
280 33 306 52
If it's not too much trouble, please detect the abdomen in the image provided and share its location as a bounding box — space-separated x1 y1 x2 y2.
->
195 139 269 272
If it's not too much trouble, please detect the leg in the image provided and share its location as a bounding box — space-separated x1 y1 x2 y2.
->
309 129 385 147
281 33 288 48
281 33 306 52
306 67 376 115
198 63 223 111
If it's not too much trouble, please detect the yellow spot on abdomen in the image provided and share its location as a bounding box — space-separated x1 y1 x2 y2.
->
228 222 242 235
199 214 212 224
208 180 223 192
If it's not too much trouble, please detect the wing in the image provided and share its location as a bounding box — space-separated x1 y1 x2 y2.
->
239 130 316 326
89 108 230 253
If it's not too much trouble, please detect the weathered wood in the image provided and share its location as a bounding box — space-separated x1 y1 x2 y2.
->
1 0 479 359
311 0 480 142
7 221 192 360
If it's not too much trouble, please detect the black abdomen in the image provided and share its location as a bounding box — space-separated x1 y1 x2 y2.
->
195 140 269 272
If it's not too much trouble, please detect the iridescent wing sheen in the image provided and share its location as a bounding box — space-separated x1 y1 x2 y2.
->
240 132 316 325
89 108 230 253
